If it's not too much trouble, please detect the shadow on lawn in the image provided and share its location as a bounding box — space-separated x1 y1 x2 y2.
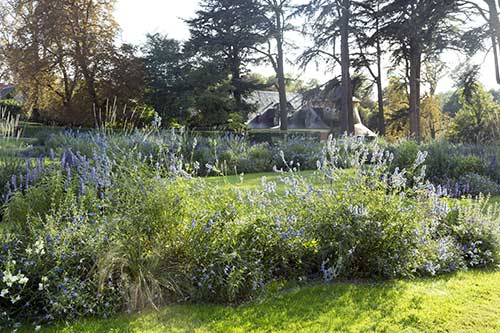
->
22 270 500 332
65 281 407 333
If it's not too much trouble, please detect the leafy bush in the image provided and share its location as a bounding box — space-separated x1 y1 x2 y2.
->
272 135 323 170
458 173 500 196
390 140 420 171
0 156 24 211
0 100 22 116
389 140 500 195
450 155 485 179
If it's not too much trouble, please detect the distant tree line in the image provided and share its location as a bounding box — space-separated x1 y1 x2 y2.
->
0 0 499 142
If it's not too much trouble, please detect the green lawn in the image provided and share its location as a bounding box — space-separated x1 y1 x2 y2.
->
23 270 500 333
0 137 37 157
206 170 318 190
490 196 500 205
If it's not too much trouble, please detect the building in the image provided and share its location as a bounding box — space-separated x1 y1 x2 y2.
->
0 83 16 100
247 79 376 137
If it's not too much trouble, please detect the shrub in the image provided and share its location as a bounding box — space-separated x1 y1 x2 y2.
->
390 140 420 171
458 173 500 196
0 100 22 116
450 154 485 179
389 140 500 192
272 135 323 170
0 156 24 204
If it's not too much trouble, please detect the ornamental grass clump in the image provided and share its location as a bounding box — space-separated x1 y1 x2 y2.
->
0 132 499 330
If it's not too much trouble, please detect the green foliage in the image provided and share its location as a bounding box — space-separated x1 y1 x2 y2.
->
0 99 22 116
0 155 24 210
142 34 190 124
440 90 462 116
16 263 500 332
389 139 500 195
186 0 267 101
450 84 500 143
458 173 500 196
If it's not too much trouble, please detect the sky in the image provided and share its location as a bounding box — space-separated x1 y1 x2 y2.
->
114 0 499 94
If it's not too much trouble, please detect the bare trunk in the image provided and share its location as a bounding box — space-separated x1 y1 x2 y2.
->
276 11 288 131
409 41 421 142
376 32 385 135
75 42 99 110
429 111 436 140
231 59 243 110
486 0 500 84
340 0 354 135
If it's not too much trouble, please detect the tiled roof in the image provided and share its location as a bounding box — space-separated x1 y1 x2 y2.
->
0 84 16 100
246 90 303 115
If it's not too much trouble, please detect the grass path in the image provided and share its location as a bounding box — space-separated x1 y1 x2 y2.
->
24 270 500 333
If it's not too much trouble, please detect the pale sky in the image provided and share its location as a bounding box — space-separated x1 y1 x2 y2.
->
115 0 499 93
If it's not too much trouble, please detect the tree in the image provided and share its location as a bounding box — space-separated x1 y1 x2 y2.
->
98 43 151 127
464 0 500 85
450 64 500 143
300 0 358 134
420 94 448 140
66 0 117 110
440 90 462 116
186 0 267 113
141 34 191 124
378 0 464 141
419 58 448 139
452 83 500 143
0 0 118 123
102 44 147 106
253 0 294 131
384 75 410 138
351 0 388 135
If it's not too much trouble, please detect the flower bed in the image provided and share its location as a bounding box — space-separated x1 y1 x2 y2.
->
0 132 499 330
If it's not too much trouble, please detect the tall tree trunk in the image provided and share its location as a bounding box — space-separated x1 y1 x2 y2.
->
376 35 385 135
75 41 99 110
486 0 500 84
340 0 354 134
231 57 243 111
409 41 422 142
276 10 288 131
83 70 98 110
375 7 385 135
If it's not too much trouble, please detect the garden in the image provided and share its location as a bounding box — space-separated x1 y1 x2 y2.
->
0 123 499 332
2 0 500 331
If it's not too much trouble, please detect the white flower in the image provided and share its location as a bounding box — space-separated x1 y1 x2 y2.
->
35 325 41 331
34 239 45 255
38 283 44 291
11 295 21 304
18 275 29 285
3 271 16 287
0 289 8 298
41 276 48 283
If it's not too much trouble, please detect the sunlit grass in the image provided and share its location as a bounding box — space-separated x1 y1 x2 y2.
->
24 270 500 333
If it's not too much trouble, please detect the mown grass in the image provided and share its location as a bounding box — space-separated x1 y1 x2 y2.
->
0 137 36 157
206 170 318 190
21 270 500 333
